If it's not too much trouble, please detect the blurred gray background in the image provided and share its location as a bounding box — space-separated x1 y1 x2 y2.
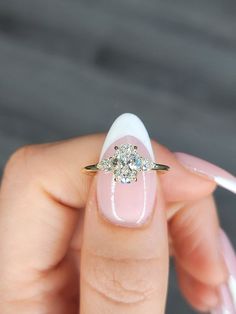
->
0 0 235 312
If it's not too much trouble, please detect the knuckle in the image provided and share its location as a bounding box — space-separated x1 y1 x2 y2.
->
2 145 39 186
83 250 160 305
5 145 33 170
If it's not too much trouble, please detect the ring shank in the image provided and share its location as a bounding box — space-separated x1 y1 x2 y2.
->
84 164 99 172
151 163 170 171
84 163 169 172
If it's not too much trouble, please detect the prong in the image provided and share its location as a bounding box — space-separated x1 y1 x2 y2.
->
134 145 138 150
114 145 119 150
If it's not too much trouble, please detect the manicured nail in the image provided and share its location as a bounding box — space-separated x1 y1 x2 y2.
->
96 113 157 227
211 229 236 314
211 284 235 314
175 152 236 194
219 230 236 310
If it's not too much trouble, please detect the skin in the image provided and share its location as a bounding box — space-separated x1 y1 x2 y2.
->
0 134 228 313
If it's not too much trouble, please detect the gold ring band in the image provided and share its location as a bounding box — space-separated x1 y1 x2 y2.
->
84 163 169 172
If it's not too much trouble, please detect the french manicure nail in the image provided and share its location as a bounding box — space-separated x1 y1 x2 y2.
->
97 113 157 227
211 284 235 314
220 229 236 310
211 229 236 314
174 152 236 194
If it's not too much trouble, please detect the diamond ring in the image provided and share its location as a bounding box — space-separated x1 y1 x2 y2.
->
83 144 169 184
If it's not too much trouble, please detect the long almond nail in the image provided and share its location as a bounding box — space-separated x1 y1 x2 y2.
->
211 229 236 314
175 152 236 194
97 113 157 227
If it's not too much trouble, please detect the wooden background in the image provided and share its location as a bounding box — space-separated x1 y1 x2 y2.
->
0 1 235 312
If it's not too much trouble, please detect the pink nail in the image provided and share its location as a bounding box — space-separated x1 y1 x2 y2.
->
211 229 236 314
175 152 236 194
211 284 235 314
220 230 236 310
97 113 157 227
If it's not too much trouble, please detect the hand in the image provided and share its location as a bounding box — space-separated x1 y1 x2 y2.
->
0 114 235 314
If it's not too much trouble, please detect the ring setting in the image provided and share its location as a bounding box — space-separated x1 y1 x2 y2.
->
84 144 169 184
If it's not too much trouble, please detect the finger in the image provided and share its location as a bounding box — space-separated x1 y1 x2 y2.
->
211 229 236 314
170 195 227 286
0 134 105 312
153 143 216 203
175 152 236 194
177 230 236 314
80 114 169 314
176 262 219 312
0 135 104 272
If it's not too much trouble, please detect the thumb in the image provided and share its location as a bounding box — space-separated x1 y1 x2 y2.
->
80 113 169 314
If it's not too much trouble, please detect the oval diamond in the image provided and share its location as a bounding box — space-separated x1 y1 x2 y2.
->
97 144 154 183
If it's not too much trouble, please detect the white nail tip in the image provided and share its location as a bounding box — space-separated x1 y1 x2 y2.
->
100 113 154 161
228 275 236 309
215 176 236 194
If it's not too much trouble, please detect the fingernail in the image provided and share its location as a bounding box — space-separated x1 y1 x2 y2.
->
174 152 236 194
211 229 236 314
97 113 157 227
211 284 235 314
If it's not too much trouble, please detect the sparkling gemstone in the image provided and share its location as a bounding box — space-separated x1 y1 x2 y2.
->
141 158 154 171
97 144 154 183
97 158 113 171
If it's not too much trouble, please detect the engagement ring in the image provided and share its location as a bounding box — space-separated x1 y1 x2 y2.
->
83 144 169 184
